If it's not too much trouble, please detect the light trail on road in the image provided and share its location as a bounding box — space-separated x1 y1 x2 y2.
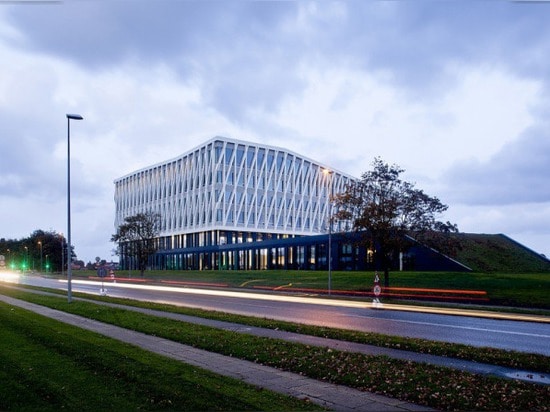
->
66 278 550 324
2 273 549 355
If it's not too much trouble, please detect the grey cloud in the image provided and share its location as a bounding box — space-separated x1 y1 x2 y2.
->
443 125 550 206
0 111 97 205
7 1 303 123
331 2 550 99
0 112 61 196
3 1 550 259
8 1 550 123
7 1 296 69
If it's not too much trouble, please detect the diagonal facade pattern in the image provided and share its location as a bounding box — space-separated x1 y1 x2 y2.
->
114 136 355 241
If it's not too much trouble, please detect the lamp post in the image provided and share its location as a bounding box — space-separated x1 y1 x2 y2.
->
24 246 28 271
38 241 43 272
322 168 334 295
66 113 83 303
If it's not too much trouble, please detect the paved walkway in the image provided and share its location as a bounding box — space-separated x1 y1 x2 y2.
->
81 295 550 385
1 294 431 411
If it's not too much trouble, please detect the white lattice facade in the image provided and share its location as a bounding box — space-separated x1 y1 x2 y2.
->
115 136 354 249
113 137 472 272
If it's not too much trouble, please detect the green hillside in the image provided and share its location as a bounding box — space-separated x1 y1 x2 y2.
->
453 233 550 273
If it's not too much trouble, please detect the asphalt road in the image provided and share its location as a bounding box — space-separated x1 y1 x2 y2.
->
4 273 550 357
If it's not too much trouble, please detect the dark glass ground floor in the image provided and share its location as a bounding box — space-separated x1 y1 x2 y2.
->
118 231 470 272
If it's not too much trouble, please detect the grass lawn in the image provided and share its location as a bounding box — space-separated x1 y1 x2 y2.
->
1 285 549 411
0 299 321 411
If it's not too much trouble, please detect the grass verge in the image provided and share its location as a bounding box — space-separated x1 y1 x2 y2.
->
0 299 321 411
10 283 549 373
1 285 549 411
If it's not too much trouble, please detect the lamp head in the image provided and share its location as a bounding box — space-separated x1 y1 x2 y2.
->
66 114 83 120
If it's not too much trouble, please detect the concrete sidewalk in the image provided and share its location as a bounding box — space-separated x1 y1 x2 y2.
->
0 294 431 411
80 295 550 385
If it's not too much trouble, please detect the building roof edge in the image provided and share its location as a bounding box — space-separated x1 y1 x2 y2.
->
114 135 357 183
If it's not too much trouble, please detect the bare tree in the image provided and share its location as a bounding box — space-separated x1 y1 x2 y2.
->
333 157 458 287
111 211 161 276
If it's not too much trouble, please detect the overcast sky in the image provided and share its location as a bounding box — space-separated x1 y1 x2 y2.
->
1 0 549 263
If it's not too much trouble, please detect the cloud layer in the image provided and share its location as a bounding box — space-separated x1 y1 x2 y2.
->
1 1 549 261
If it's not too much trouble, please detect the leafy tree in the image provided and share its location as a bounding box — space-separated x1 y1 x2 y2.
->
333 157 459 287
29 230 72 272
111 211 161 276
1 230 68 273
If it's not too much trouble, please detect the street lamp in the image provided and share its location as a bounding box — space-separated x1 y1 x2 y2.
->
38 241 43 272
322 168 334 295
66 113 83 303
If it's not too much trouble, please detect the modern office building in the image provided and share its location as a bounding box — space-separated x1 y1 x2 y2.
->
114 136 359 271
114 136 470 272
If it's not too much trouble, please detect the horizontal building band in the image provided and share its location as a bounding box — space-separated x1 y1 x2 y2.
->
116 231 470 272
